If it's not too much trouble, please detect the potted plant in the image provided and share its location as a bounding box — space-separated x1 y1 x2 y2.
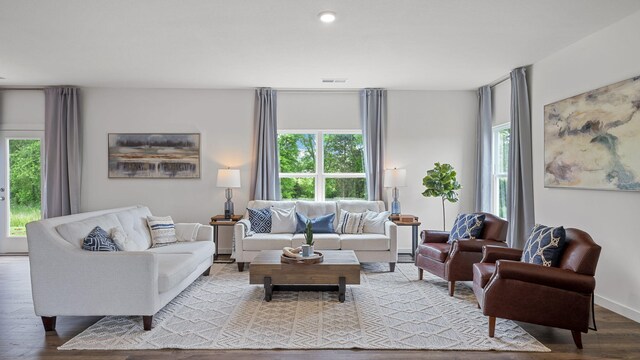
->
421 162 462 230
301 220 314 257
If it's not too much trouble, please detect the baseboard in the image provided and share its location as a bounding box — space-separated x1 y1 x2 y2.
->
398 248 412 254
218 247 232 255
595 294 640 323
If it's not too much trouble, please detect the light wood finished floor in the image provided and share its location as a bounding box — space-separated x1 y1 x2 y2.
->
2 256 640 359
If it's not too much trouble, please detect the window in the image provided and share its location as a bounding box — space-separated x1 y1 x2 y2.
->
278 130 366 201
492 124 510 218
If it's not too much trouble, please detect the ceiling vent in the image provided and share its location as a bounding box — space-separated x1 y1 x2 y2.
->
322 78 348 83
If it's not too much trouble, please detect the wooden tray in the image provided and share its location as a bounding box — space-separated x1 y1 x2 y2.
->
281 251 324 264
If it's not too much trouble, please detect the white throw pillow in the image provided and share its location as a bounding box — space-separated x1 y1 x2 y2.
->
147 215 178 247
110 225 143 251
336 210 366 234
363 210 391 234
270 207 297 233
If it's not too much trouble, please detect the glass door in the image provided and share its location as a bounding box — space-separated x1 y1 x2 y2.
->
0 131 44 253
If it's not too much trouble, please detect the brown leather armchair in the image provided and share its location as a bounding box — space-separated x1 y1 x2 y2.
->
415 212 508 296
472 228 601 349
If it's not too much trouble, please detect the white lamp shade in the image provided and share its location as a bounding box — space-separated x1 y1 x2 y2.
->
384 168 407 187
216 169 241 188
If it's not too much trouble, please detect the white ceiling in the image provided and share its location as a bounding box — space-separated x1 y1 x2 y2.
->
1 0 640 90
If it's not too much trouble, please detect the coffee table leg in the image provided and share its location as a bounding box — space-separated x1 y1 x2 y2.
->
338 277 346 303
264 276 272 302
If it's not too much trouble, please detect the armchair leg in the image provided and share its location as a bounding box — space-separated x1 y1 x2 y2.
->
41 316 56 331
571 330 583 349
448 281 455 296
389 262 395 272
488 316 496 337
143 315 153 331
237 262 245 272
202 266 211 276
418 268 423 280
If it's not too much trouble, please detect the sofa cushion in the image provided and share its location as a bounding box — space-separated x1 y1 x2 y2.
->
473 263 496 289
56 213 122 248
337 200 385 214
521 224 567 267
156 253 201 293
448 213 486 243
292 233 340 250
418 243 451 262
147 241 215 265
295 201 338 229
247 208 272 233
244 200 295 218
82 226 119 252
340 234 390 251
242 233 293 251
115 207 153 250
295 212 335 234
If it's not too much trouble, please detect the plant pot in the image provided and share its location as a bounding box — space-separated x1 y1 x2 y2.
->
301 244 314 257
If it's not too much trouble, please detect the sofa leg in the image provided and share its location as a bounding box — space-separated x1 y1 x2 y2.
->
237 262 245 272
448 281 455 296
202 266 211 276
41 316 56 331
389 262 396 272
143 316 153 331
488 316 496 337
418 268 423 280
571 330 583 349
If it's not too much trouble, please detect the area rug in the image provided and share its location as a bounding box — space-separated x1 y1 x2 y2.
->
59 263 549 352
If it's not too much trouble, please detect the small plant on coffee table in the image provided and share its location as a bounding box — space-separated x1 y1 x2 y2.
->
304 220 314 246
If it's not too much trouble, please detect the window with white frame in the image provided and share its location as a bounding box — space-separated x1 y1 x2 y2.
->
492 124 510 218
277 130 366 201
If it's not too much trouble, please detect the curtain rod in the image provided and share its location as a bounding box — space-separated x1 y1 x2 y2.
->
0 87 45 91
277 89 360 94
489 74 510 88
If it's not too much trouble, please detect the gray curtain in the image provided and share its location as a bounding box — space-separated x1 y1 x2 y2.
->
507 67 535 248
251 88 281 200
475 85 492 213
360 89 387 201
43 87 82 218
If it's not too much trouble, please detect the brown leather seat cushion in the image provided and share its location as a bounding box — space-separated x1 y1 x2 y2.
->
473 263 496 289
418 243 450 262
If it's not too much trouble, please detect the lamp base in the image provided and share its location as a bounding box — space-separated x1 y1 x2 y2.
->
224 188 234 219
391 187 401 215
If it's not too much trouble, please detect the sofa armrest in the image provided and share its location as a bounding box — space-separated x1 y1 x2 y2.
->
385 221 398 261
481 245 523 263
452 239 508 253
194 225 213 242
420 230 449 243
494 260 595 294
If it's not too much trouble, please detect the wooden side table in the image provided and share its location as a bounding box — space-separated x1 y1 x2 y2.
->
390 215 421 260
210 215 243 261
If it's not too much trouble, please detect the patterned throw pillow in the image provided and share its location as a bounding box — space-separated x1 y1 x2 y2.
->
82 226 119 251
448 213 486 243
247 208 272 233
295 213 335 234
522 224 566 267
147 216 178 247
336 210 366 234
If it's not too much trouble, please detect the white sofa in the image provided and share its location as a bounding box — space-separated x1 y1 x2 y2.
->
26 205 214 331
234 200 398 271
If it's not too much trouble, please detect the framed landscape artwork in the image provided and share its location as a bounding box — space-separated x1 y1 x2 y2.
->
108 133 200 179
544 76 640 191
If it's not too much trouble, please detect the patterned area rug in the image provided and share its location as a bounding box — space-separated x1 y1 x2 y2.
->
59 263 549 351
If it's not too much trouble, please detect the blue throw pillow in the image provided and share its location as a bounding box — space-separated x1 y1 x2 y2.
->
83 226 119 252
295 212 335 234
448 213 486 243
522 224 566 267
247 207 272 233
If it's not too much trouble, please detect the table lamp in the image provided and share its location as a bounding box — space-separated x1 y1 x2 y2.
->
217 168 241 219
384 168 406 215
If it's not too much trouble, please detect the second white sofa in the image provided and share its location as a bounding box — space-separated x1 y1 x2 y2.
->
233 200 398 272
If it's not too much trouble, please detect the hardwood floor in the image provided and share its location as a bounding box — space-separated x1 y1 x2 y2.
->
2 255 640 359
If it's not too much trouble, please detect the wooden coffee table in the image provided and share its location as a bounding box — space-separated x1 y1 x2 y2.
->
249 250 360 302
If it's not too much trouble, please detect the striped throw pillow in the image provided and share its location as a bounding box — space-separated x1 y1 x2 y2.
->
147 216 178 247
336 210 366 234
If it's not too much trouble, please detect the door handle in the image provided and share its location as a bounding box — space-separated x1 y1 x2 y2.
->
0 196 4 201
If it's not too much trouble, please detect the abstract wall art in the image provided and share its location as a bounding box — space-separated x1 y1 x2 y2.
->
544 76 640 191
108 133 200 179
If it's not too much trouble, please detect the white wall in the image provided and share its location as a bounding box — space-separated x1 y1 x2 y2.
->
0 90 44 130
387 91 477 250
491 80 511 126
80 88 254 253
530 10 640 322
278 91 359 130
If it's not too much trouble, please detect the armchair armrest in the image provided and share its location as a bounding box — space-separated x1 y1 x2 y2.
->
481 245 523 263
452 239 508 253
495 260 596 294
420 230 449 244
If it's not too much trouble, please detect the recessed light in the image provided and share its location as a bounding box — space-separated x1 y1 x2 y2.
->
318 11 336 23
